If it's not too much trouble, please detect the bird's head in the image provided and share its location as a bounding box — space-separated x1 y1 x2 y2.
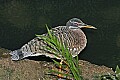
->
66 18 97 29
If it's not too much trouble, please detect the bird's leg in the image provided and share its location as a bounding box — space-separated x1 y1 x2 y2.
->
57 60 70 79
63 61 69 75
58 59 63 78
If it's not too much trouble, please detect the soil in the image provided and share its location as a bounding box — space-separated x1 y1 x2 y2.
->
0 48 115 80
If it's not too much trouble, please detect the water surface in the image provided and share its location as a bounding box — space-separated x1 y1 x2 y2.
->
0 0 120 69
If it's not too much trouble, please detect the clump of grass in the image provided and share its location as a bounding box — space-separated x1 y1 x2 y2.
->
36 25 83 80
99 65 120 80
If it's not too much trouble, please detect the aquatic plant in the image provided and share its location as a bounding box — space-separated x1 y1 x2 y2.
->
36 25 83 80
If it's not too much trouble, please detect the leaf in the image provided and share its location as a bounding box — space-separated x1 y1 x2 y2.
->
35 34 41 37
46 25 52 39
52 59 62 67
115 65 120 79
115 65 120 74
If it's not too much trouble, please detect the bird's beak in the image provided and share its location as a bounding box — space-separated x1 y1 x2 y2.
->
80 25 97 29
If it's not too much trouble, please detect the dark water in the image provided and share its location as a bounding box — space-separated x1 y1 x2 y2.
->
0 0 120 69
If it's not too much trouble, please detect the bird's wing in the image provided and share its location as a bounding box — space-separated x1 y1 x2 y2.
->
10 26 87 60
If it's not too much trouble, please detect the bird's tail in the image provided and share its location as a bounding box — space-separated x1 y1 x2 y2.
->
10 49 34 61
9 49 24 60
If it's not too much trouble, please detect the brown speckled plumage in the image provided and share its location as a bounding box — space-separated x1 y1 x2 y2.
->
10 18 96 60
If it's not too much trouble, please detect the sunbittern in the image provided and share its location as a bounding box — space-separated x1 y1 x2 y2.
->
9 18 96 60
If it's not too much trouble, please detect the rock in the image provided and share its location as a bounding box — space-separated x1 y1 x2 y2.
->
0 48 115 80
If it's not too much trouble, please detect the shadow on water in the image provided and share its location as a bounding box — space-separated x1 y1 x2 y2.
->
0 0 120 69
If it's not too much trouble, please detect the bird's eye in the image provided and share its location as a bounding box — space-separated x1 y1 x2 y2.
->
74 23 78 26
74 22 80 26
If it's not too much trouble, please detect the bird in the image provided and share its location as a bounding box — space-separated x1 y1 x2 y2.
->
9 18 96 61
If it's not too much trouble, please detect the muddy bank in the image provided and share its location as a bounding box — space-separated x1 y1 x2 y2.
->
0 48 114 80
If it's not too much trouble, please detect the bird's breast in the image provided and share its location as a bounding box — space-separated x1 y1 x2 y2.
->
53 27 87 57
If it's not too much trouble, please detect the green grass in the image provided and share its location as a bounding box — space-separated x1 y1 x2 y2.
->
36 25 83 80
36 25 120 80
98 65 120 80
